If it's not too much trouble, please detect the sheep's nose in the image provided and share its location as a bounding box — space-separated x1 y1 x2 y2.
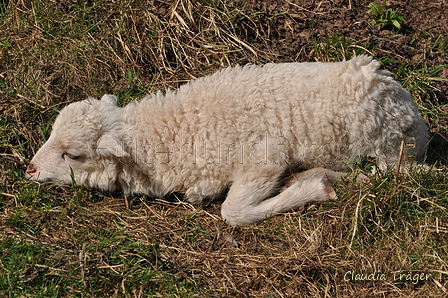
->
26 164 37 174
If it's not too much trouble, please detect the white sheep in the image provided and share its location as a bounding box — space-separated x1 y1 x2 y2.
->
26 55 429 225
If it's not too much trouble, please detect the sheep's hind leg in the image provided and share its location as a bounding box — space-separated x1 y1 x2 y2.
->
221 168 345 225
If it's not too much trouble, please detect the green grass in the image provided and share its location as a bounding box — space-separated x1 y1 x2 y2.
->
1 172 205 296
0 237 201 297
1 0 447 297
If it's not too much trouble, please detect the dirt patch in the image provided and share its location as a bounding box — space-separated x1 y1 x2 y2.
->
223 0 448 107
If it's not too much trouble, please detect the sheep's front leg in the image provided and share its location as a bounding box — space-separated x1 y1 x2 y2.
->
221 168 345 225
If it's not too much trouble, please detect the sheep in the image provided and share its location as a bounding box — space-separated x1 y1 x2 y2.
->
26 55 429 225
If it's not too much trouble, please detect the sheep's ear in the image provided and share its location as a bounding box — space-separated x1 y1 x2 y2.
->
96 134 130 159
100 94 118 106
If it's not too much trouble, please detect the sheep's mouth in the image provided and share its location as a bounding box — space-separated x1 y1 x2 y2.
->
26 173 65 184
25 172 41 180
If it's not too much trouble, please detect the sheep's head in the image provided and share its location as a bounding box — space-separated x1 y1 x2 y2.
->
26 95 130 192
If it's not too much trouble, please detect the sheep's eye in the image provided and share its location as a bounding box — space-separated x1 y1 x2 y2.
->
62 152 80 160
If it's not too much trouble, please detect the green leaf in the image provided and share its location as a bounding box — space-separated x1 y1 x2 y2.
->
392 19 402 29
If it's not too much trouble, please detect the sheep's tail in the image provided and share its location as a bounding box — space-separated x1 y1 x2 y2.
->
349 54 391 77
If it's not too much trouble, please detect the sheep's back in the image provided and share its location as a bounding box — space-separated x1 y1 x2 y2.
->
123 56 428 189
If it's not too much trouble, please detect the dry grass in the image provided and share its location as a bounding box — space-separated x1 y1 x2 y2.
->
1 0 448 297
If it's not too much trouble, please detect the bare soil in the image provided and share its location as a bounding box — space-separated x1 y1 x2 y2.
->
238 0 448 94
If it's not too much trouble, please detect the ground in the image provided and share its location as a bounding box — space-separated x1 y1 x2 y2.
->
0 0 447 297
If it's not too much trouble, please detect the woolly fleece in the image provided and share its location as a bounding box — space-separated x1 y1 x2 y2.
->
26 56 429 225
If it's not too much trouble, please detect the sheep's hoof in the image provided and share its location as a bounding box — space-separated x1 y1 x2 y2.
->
324 182 337 201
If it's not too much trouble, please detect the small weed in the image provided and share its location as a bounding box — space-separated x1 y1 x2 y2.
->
367 1 405 31
312 32 352 61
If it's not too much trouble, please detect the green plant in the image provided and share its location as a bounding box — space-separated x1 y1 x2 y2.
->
311 31 371 62
367 1 405 31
